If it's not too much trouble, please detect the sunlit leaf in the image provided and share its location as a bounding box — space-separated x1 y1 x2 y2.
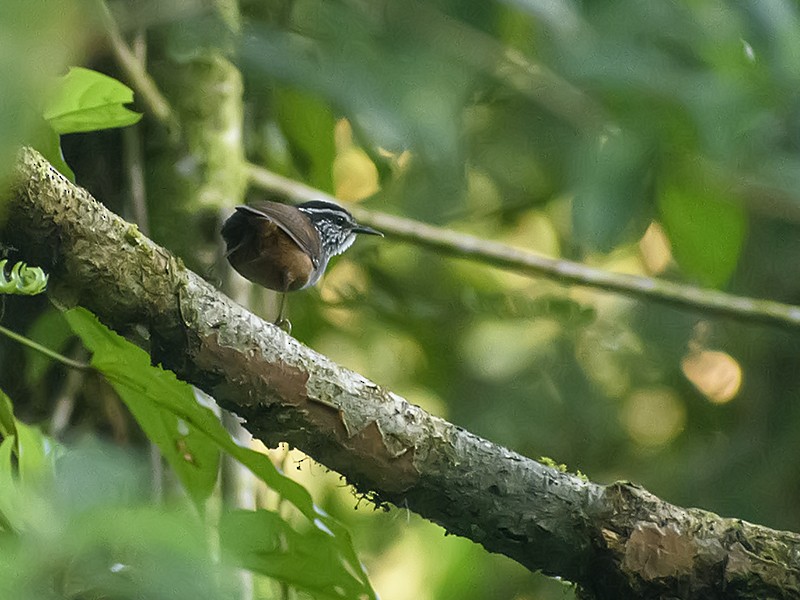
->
43 67 142 134
64 308 302 509
334 119 380 201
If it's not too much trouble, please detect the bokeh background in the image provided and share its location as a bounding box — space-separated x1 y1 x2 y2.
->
3 1 800 598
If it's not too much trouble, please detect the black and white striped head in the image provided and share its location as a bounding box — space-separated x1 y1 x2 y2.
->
297 200 382 261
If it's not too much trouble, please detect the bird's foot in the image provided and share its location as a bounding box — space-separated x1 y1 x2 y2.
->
274 317 292 334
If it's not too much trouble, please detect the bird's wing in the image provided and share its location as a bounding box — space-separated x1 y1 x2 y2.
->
236 202 322 265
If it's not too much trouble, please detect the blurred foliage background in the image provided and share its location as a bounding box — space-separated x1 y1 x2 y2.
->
2 0 800 598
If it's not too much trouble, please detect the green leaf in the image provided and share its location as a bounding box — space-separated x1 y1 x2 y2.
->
64 308 220 505
275 87 336 193
0 442 232 599
572 130 655 252
58 507 228 600
28 118 76 181
0 387 49 484
62 307 305 510
0 388 52 531
221 509 369 600
43 67 142 134
14 423 48 486
0 437 20 533
0 389 16 440
0 0 87 188
659 181 746 287
64 307 375 598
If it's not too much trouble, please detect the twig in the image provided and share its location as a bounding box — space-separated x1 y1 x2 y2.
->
247 162 800 331
122 29 151 236
0 323 91 371
97 0 180 137
50 352 89 439
94 0 800 331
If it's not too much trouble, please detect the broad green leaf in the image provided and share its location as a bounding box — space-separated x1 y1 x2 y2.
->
275 87 336 193
64 307 375 599
659 181 746 287
38 506 227 600
63 307 310 512
53 441 149 517
572 131 655 252
54 507 227 600
0 443 231 600
221 509 368 600
64 308 219 505
43 67 142 134
217 446 373 599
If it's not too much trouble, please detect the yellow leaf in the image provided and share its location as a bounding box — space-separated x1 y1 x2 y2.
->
681 350 742 404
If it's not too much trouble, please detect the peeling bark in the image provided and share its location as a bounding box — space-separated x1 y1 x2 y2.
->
4 148 800 600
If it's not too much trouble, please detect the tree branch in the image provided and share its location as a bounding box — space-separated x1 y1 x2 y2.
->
7 148 800 599
248 163 800 331
99 0 800 333
97 0 180 137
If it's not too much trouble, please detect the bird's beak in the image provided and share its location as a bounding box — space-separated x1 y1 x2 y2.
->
353 224 383 237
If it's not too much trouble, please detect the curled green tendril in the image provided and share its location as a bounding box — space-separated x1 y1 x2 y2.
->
0 260 49 296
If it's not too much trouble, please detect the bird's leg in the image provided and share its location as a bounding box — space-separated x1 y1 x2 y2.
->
274 290 292 334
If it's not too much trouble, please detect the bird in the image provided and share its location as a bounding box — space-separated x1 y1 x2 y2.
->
222 199 382 328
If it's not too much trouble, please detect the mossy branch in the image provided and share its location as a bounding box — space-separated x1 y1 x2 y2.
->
248 163 800 331
5 146 800 600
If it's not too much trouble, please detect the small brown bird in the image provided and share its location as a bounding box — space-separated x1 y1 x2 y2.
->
222 199 382 326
